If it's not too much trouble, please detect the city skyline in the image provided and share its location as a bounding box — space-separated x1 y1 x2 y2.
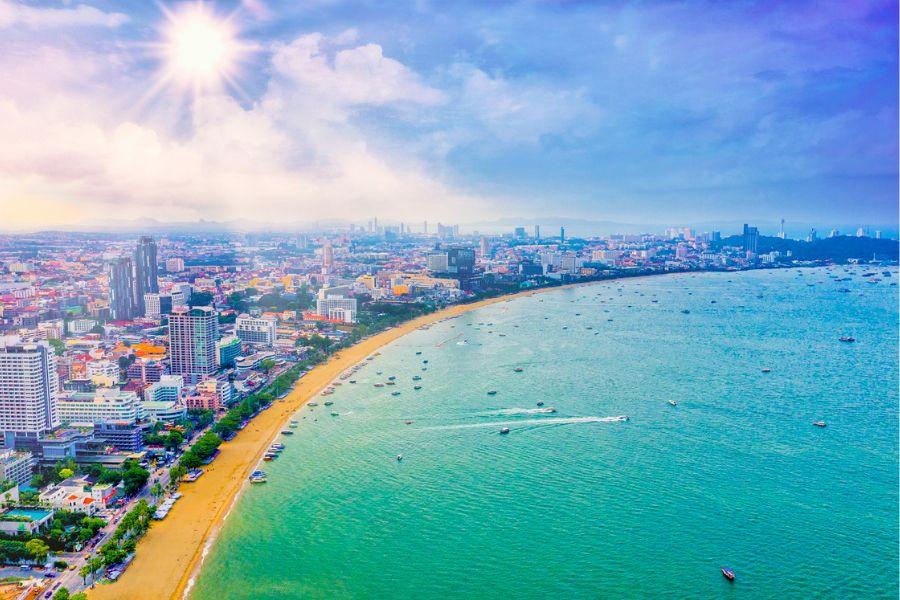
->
1 0 897 230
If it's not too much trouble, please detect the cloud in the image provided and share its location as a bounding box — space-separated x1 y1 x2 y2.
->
0 30 486 230
0 0 127 29
270 33 444 115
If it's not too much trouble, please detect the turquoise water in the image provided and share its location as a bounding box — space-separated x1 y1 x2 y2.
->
192 268 898 599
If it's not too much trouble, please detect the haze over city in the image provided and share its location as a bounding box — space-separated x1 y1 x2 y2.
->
1 0 897 231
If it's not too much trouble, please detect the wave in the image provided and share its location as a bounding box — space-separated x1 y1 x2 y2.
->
421 416 627 431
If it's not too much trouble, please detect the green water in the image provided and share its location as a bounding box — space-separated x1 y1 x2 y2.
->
191 268 898 599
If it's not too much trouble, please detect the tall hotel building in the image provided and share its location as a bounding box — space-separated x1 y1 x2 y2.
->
168 306 218 382
133 236 159 315
0 342 60 448
106 257 135 320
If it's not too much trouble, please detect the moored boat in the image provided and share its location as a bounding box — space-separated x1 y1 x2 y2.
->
813 421 827 427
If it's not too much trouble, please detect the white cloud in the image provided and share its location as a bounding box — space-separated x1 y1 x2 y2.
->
0 31 487 230
451 64 599 144
270 33 444 115
0 0 127 29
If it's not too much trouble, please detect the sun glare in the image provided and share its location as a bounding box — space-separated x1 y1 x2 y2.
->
167 14 234 82
148 2 251 99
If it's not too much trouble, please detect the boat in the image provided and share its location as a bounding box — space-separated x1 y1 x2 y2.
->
499 427 510 434
262 455 274 461
839 336 856 343
392 391 401 396
349 380 357 384
308 402 319 407
412 375 422 381
513 367 524 373
281 430 294 435
396 454 403 461
386 381 396 386
404 420 413 425
374 383 385 388
416 351 422 355
813 421 827 427
289 423 298 428
681 309 690 314
423 360 429 364
761 368 772 373
388 376 396 381
324 400 333 406
249 472 267 484
330 412 339 417
487 390 498 396
667 400 677 406
414 385 422 390
721 568 735 582
536 401 544 407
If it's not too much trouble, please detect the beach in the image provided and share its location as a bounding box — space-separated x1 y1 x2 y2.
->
88 285 572 600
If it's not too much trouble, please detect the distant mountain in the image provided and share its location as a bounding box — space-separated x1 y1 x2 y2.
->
715 235 899 262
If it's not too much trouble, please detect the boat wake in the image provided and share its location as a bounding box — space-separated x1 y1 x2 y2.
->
480 407 557 415
421 416 627 431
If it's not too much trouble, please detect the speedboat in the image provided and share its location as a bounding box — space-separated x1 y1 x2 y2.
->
536 401 544 407
308 402 319 407
721 568 735 581
324 401 333 406
761 368 772 373
839 336 856 343
487 390 498 396
514 367 524 373
414 385 422 390
412 375 422 381
396 454 403 461
813 421 827 427
404 420 413 425
667 400 677 406
392 391 401 396
499 427 510 435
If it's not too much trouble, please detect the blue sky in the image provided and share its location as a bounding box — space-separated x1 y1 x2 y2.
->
0 0 896 231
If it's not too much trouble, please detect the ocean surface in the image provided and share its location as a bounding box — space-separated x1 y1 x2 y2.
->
191 267 899 599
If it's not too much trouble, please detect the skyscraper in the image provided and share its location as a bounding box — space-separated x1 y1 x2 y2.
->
560 226 566 243
133 236 159 315
742 224 759 254
534 225 540 240
0 341 59 447
106 256 135 320
322 242 334 274
168 306 219 382
479 237 490 258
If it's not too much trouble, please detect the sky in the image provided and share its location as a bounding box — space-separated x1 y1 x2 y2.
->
0 0 897 232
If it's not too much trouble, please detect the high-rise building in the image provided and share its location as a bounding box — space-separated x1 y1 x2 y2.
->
106 257 135 321
216 336 242 367
170 282 192 307
480 237 490 258
742 224 759 254
133 236 159 315
560 226 566 243
534 225 540 240
711 231 721 242
168 306 218 380
0 342 60 447
514 227 526 238
778 219 786 239
316 294 358 323
874 230 882 239
322 242 334 275
144 293 172 318
165 258 185 273
235 314 277 346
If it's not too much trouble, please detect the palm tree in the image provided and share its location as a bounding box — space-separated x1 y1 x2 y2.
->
150 483 163 503
78 564 90 585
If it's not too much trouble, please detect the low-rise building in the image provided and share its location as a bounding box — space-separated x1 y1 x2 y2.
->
0 450 36 486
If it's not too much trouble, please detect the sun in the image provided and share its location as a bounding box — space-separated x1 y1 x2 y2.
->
166 12 235 84
147 1 253 99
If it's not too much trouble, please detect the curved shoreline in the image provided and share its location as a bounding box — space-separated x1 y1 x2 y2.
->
88 274 679 600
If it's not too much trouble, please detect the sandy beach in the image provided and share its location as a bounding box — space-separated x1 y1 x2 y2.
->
88 283 592 600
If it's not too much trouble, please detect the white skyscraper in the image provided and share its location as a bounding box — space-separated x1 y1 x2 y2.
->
168 306 218 381
0 342 60 446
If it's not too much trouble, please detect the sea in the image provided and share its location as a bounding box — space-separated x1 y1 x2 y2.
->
190 267 899 599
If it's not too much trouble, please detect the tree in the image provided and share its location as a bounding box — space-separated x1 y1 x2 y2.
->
150 483 163 503
52 588 70 600
58 468 74 480
25 538 50 564
259 358 276 374
48 338 66 356
71 594 87 600
121 462 150 496
78 564 90 584
169 465 187 486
